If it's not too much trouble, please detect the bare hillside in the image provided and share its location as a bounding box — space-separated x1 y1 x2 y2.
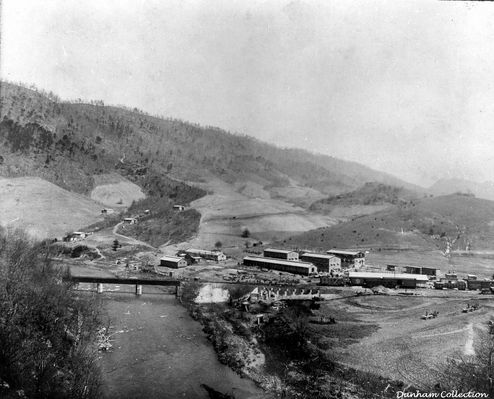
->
91 173 145 208
0 177 104 238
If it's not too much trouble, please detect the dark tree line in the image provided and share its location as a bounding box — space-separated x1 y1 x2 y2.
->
0 228 102 399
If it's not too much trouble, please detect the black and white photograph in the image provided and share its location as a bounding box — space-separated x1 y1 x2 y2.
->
1 1 494 398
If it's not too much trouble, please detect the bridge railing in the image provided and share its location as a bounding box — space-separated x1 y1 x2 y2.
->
67 276 181 296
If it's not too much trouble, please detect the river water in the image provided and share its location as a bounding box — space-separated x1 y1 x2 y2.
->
89 286 264 399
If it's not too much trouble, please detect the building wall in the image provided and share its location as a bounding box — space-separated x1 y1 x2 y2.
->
330 257 342 269
264 250 299 261
349 277 417 288
466 280 493 290
160 259 187 268
300 255 330 272
330 254 365 268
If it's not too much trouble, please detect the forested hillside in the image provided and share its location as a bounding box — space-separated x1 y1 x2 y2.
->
310 182 420 213
0 81 417 200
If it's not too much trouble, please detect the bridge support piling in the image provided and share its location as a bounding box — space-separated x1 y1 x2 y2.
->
135 285 143 296
97 283 103 294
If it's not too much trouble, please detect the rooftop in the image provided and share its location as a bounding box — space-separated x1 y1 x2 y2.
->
327 249 365 256
160 255 185 262
348 272 428 281
243 256 315 269
264 248 297 254
301 252 336 260
186 248 225 256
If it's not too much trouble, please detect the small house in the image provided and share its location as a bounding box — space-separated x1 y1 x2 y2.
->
123 217 138 225
101 208 115 215
184 249 227 262
173 205 185 212
63 232 87 242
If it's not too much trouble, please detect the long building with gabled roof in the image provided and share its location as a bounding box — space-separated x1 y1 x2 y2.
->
263 248 299 261
243 255 316 276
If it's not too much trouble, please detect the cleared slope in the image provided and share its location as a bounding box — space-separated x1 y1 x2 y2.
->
285 194 494 251
91 173 145 208
162 178 338 251
0 177 104 238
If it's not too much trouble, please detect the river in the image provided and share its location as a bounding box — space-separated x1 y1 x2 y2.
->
72 274 264 399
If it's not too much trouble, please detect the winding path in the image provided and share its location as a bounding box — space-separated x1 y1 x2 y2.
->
112 222 156 249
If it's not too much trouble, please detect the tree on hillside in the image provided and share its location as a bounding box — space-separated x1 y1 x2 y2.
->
214 241 222 250
0 228 102 398
112 239 120 251
440 224 466 260
241 228 250 238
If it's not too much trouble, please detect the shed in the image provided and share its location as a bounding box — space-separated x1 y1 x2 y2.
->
159 255 187 269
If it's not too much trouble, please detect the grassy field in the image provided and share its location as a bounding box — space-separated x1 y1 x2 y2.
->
91 173 146 208
161 177 339 252
313 290 494 389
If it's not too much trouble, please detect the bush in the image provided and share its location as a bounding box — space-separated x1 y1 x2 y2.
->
241 228 250 238
0 228 102 398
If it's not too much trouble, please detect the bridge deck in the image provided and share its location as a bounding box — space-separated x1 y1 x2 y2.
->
68 276 180 286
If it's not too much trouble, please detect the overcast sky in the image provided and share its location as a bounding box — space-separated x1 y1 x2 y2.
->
2 0 494 187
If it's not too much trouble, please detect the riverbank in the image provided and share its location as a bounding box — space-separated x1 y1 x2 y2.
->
182 286 410 399
92 285 265 399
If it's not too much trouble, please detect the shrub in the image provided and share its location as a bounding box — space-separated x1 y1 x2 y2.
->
0 228 102 398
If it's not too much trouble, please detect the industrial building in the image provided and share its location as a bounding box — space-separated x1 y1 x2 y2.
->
300 252 341 273
348 272 428 288
159 255 187 269
185 249 227 262
263 248 299 261
386 264 437 277
404 266 437 277
243 256 317 276
327 249 365 268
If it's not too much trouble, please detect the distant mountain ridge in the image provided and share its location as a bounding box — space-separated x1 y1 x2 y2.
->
309 182 420 213
0 81 420 202
429 178 494 201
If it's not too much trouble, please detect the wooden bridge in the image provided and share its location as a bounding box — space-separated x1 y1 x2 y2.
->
68 276 181 296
